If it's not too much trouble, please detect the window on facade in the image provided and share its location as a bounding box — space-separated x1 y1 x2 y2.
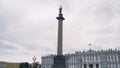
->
96 64 99 68
89 64 93 68
84 64 87 68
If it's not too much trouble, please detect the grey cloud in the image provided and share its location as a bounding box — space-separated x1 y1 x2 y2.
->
0 0 120 63
94 0 120 20
0 43 16 50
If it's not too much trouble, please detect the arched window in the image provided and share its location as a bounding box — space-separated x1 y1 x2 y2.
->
89 64 93 68
84 64 87 68
96 64 99 68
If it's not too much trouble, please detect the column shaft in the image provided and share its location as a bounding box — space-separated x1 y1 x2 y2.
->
57 19 63 55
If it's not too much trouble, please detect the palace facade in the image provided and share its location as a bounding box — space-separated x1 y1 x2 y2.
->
41 49 120 68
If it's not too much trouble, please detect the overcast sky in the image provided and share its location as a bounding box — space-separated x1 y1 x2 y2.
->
0 0 120 63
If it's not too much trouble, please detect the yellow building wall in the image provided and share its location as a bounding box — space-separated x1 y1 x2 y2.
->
5 63 20 68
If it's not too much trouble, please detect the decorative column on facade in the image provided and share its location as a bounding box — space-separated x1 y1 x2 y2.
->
115 55 116 63
93 56 94 63
110 55 112 63
116 64 118 68
90 56 92 63
83 56 84 63
94 56 96 63
112 55 113 63
93 64 96 68
108 64 110 68
96 55 98 63
99 64 101 68
94 55 96 63
116 54 119 68
85 57 87 63
109 55 110 63
85 56 87 63
113 64 115 68
110 64 112 68
117 64 120 68
113 55 115 63
106 55 108 63
89 56 90 63
114 64 116 68
82 64 84 68
111 64 113 68
116 64 117 68
87 64 89 68
82 57 84 63
87 56 89 63
92 55 94 63
98 55 100 63
116 55 119 63
113 64 114 68
107 55 110 62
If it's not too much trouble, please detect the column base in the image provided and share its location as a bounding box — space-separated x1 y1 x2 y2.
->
52 55 66 68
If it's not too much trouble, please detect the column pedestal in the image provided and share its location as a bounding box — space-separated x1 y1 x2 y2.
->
52 55 66 68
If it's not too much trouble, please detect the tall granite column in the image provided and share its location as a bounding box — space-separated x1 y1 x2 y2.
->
52 6 66 68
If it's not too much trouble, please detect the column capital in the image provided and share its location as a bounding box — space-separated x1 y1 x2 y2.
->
56 6 65 20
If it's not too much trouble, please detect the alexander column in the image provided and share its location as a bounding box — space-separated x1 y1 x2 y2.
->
57 6 65 55
52 6 66 68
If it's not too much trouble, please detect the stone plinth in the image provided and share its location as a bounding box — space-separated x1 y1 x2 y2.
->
52 55 66 68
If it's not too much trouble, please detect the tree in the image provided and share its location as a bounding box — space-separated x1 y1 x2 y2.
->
19 62 30 68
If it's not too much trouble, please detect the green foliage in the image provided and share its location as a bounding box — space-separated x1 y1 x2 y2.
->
19 62 40 68
19 62 30 68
